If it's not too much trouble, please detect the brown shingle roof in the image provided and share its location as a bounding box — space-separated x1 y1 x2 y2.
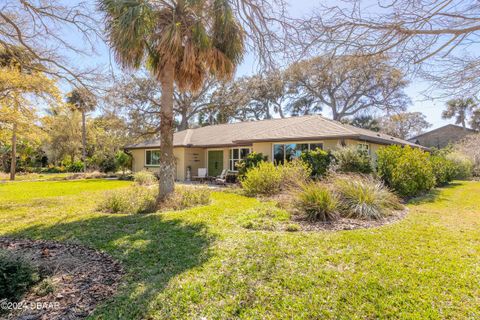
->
125 115 425 149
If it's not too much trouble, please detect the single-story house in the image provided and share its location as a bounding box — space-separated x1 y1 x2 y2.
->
409 124 478 149
125 115 424 181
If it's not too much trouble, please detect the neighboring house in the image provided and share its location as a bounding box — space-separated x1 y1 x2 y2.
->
125 115 424 181
409 124 477 149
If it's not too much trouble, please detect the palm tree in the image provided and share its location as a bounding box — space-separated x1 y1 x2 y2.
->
100 0 245 202
66 88 96 172
442 98 478 130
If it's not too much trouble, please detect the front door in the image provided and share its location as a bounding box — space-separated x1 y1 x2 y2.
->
208 150 223 177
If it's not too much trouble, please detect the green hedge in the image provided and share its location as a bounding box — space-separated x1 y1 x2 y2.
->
377 145 435 197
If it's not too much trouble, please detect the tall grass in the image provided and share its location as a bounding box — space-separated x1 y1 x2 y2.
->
133 170 157 185
334 175 402 220
294 182 338 222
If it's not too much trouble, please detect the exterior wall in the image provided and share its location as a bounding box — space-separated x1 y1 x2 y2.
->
184 147 206 179
174 148 185 181
130 149 146 173
252 142 272 160
129 139 392 181
129 147 187 181
413 126 476 148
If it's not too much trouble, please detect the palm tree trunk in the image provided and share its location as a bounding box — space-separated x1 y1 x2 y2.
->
157 63 176 203
9 121 17 181
82 111 87 172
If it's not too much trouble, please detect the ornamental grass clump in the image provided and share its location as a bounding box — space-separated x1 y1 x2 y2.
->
97 185 157 214
133 170 157 185
163 186 211 211
294 182 339 222
334 175 402 220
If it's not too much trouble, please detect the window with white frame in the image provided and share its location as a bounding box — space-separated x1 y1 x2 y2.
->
145 150 161 166
273 143 323 164
229 147 251 170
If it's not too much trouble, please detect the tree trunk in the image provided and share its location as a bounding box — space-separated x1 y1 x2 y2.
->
9 122 17 181
82 111 87 172
178 111 189 131
157 63 176 203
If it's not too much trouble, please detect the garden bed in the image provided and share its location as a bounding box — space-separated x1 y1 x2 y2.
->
291 208 408 232
0 237 123 320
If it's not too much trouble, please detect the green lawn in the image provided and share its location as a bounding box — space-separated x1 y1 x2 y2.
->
1 179 479 319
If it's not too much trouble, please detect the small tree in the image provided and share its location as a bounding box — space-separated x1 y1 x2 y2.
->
115 151 132 175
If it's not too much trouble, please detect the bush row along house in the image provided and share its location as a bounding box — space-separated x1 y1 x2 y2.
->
125 115 424 181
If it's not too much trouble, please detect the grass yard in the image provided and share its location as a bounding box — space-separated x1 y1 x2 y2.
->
0 172 74 182
1 179 479 319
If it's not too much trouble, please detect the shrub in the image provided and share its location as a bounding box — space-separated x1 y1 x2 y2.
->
163 186 211 210
332 146 372 174
115 151 132 175
66 160 84 173
99 155 117 173
453 134 480 176
0 250 40 303
237 152 268 178
446 152 473 180
33 278 56 297
377 145 435 197
285 223 300 232
241 160 311 196
299 148 332 177
430 155 456 186
241 161 284 196
134 170 157 185
294 183 338 222
97 185 157 214
334 175 402 220
42 164 66 173
282 159 312 189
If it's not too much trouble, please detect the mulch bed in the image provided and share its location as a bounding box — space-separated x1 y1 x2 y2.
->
291 208 409 232
0 238 123 320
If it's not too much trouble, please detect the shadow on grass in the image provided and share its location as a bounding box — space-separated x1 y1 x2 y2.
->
408 182 463 205
4 213 214 318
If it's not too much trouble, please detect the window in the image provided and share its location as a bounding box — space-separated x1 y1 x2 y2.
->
357 143 370 154
229 147 251 170
274 144 285 164
145 150 160 166
309 143 323 151
273 143 323 163
285 144 309 162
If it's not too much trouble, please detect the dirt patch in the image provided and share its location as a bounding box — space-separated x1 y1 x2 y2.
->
291 208 408 232
0 237 123 320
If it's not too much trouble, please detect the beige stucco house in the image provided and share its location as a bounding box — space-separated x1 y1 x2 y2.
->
125 115 423 181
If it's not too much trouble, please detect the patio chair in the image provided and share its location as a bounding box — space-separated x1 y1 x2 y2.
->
193 168 207 183
215 169 229 185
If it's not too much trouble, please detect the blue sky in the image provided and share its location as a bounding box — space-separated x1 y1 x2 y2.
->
68 0 452 129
